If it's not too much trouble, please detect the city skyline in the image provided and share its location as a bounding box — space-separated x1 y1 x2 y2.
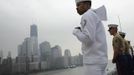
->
0 24 81 58
0 0 134 59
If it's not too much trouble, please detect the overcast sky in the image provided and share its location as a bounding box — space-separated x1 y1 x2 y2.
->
0 0 134 59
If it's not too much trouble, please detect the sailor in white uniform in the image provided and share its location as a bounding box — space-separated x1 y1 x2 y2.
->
73 0 108 75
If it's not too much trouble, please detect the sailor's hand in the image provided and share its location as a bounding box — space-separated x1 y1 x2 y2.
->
75 27 81 30
73 27 81 36
75 27 82 31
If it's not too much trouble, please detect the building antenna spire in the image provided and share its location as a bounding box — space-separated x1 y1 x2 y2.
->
118 16 122 31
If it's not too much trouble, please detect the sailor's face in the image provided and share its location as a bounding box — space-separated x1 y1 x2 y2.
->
76 2 86 15
108 27 114 35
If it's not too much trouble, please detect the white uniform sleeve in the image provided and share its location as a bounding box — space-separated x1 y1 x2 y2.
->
73 28 90 44
73 13 97 44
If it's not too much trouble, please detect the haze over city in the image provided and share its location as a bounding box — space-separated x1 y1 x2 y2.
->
0 0 134 59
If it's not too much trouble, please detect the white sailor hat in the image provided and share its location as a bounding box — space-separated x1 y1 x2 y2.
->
75 0 91 4
119 31 126 36
108 24 118 28
108 24 118 31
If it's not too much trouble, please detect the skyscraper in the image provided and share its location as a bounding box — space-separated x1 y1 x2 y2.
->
0 50 3 64
30 24 38 37
7 51 11 58
0 50 3 58
51 45 63 69
39 41 51 61
18 24 40 63
30 24 40 62
64 49 72 67
51 45 62 58
64 49 71 57
17 24 41 72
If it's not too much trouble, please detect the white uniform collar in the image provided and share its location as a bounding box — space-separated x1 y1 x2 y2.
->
92 5 107 21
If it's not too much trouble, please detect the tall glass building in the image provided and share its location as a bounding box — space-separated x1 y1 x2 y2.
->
30 24 38 37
